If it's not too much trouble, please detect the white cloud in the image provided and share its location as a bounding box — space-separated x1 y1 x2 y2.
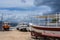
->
0 0 34 8
0 0 52 22
0 5 52 20
0 9 44 21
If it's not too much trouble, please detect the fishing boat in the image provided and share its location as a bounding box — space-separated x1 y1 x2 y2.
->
31 13 60 40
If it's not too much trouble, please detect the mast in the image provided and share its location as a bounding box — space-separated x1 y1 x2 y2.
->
1 13 3 22
1 13 3 30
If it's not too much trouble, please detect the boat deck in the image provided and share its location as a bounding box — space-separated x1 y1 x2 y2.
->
32 24 60 28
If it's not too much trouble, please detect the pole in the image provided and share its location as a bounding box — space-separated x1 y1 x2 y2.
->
47 15 49 27
0 13 3 31
45 16 47 26
56 13 58 27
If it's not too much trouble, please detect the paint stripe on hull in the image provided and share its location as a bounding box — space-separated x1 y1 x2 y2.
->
31 26 60 38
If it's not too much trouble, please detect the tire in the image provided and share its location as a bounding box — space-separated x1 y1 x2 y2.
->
17 28 19 30
23 28 27 31
20 29 23 31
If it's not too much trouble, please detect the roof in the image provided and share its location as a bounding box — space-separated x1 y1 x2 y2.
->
34 15 58 18
43 12 60 16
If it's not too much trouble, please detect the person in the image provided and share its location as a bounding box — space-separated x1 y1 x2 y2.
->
3 23 10 31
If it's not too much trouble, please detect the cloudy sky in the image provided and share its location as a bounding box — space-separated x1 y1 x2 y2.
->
0 0 59 22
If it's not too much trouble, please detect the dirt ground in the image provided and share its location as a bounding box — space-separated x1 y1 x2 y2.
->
0 30 31 40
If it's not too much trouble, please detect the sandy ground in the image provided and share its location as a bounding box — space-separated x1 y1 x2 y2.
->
0 30 31 40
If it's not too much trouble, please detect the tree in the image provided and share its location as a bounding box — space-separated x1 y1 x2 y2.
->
51 18 59 23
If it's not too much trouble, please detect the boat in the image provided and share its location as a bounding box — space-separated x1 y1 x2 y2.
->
31 13 60 40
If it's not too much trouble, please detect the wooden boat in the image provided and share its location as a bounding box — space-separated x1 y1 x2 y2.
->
31 13 60 39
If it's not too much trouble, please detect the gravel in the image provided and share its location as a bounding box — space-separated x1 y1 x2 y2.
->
0 30 31 40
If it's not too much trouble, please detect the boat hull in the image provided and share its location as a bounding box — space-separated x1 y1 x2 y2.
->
31 25 60 38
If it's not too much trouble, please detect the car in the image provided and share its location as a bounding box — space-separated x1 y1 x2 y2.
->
16 23 30 32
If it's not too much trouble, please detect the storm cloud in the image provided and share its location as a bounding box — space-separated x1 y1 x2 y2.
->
34 0 60 12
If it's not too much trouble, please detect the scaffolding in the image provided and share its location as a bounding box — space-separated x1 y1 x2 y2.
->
31 13 60 40
32 13 60 27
